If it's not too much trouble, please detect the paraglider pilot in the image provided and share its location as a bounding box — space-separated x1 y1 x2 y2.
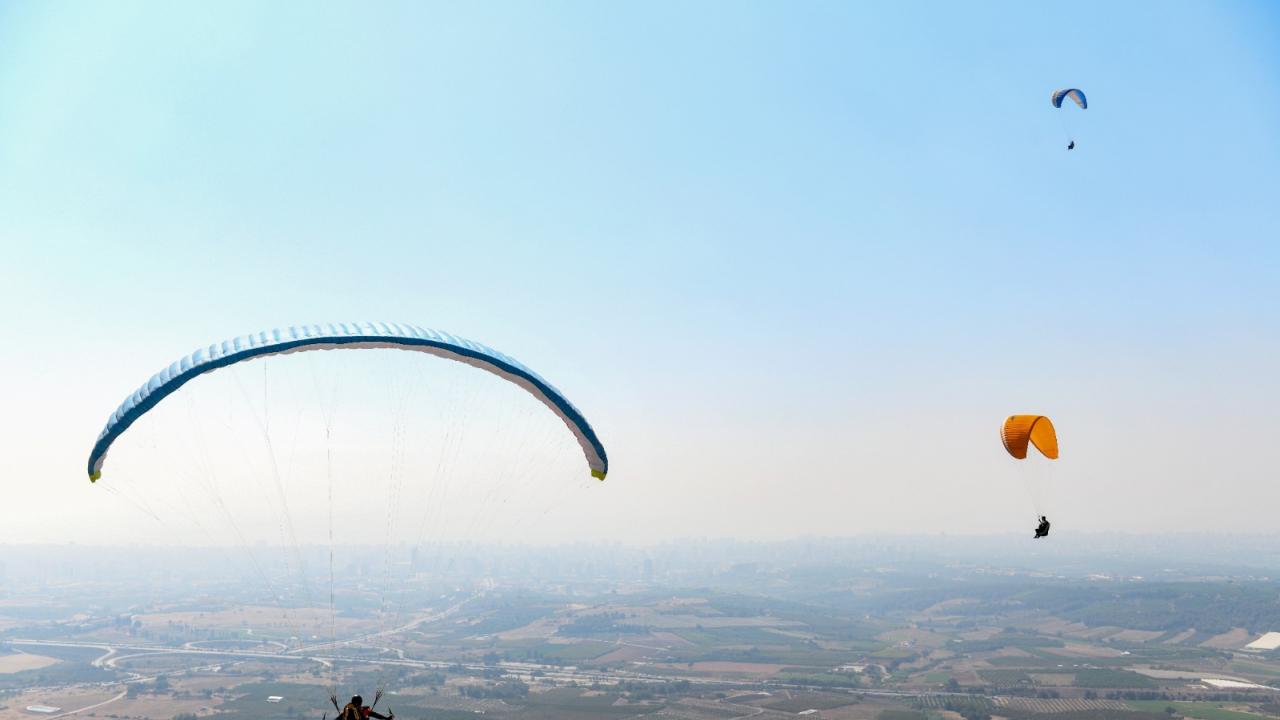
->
1034 516 1051 539
339 695 392 720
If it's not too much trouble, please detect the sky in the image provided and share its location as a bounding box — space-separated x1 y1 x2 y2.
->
0 1 1277 544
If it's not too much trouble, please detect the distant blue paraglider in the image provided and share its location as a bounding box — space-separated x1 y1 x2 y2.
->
1051 88 1087 149
1051 88 1087 110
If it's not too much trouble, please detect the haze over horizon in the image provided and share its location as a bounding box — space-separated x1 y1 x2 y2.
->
1 2 1277 545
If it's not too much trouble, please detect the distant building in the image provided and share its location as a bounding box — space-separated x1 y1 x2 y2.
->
25 706 61 714
1244 631 1280 652
267 696 284 703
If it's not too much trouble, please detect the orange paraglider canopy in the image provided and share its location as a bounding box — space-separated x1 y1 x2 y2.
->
1002 415 1059 460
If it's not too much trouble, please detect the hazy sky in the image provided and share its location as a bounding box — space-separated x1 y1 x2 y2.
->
1 1 1277 544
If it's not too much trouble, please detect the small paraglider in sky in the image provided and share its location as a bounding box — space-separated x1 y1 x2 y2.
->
1051 88 1087 150
1001 415 1060 538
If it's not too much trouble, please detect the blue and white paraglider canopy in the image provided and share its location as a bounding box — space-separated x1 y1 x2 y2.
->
87 323 608 482
1051 88 1087 109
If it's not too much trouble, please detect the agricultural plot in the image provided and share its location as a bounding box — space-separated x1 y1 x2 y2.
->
876 628 950 650
7 644 104 664
0 653 58 674
674 625 807 647
0 646 115 692
496 615 563 641
683 644 866 668
91 693 217 719
1068 626 1126 641
1201 629 1252 650
510 688 661 720
984 654 1091 668
173 672 263 692
433 603 561 641
916 694 994 712
818 700 913 720
1028 617 1093 636
877 710 926 720
629 612 799 631
776 670 863 688
978 669 1032 685
1163 629 1199 645
185 638 278 650
1230 660 1280 679
1048 642 1130 659
951 633 1065 655
498 638 612 664
1127 700 1275 720
1073 669 1158 688
593 643 656 665
993 696 1131 713
0 687 122 720
1028 672 1076 685
136 605 370 640
652 661 788 678
763 691 858 712
652 630 699 648
1110 629 1168 644
110 651 227 672
1131 669 1252 682
661 699 757 720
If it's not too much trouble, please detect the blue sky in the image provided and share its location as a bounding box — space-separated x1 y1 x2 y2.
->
1 1 1277 542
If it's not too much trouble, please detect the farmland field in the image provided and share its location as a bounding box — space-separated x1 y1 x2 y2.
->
1074 668 1159 688
0 653 58 674
1127 700 1272 720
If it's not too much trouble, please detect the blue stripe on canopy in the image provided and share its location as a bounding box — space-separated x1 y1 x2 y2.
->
1051 88 1087 109
88 323 608 481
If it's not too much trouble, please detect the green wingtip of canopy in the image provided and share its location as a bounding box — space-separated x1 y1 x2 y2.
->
591 469 606 481
89 471 101 483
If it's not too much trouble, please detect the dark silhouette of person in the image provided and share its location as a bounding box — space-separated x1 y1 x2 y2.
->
1034 516 1051 539
1067 141 1075 150
339 695 392 720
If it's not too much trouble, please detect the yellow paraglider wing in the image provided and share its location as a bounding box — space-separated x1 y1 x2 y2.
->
1001 415 1059 460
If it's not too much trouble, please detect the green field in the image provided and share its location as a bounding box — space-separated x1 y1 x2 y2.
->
200 682 331 720
777 670 862 688
1073 668 1157 688
512 689 658 720
878 711 926 720
1127 700 1269 720
978 669 1032 684
1229 660 1280 678
872 646 917 660
498 639 610 663
673 625 798 646
764 693 857 712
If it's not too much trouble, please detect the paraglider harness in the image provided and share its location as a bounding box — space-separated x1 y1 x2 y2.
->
1033 516 1050 539
327 691 392 720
